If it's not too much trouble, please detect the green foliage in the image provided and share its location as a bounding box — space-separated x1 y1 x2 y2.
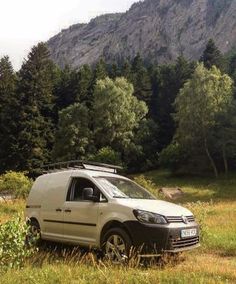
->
151 57 194 149
16 42 57 173
53 103 93 161
93 58 107 81
0 171 33 199
134 175 157 196
159 143 186 171
121 60 132 82
0 56 18 173
109 63 120 79
200 39 225 70
93 77 148 151
130 119 159 170
174 63 234 176
55 65 80 110
130 54 152 103
89 147 122 165
185 201 212 243
77 64 93 104
0 216 36 270
1 43 236 175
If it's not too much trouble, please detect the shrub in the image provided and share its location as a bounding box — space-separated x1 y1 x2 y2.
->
0 216 36 270
185 201 212 243
0 171 33 199
159 143 184 171
89 147 122 166
134 175 157 196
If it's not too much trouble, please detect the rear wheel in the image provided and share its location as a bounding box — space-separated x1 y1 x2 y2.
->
26 219 41 246
102 228 132 264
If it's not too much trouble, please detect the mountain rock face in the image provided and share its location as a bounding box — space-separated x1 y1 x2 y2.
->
48 0 236 68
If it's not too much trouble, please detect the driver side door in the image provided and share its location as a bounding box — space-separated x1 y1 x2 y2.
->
63 177 99 246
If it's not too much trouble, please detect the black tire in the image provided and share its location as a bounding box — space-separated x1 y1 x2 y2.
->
102 227 132 264
26 219 41 246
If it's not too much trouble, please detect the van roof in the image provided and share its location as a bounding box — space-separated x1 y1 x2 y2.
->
42 160 122 175
39 169 127 180
73 169 127 178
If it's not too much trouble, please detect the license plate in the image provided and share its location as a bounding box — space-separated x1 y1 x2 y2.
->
181 228 197 238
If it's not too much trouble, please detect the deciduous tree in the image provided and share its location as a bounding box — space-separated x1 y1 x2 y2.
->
93 77 148 154
174 63 233 177
52 103 93 161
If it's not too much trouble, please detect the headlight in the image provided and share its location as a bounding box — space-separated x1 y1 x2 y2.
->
133 209 167 224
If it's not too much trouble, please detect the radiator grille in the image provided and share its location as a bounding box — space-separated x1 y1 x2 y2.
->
166 215 195 223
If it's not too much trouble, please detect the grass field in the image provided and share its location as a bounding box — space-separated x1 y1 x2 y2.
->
0 170 236 283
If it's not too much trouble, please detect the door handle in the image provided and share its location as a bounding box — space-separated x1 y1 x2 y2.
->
64 209 71 213
56 208 62 212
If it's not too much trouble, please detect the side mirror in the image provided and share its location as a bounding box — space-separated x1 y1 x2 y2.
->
82 188 99 202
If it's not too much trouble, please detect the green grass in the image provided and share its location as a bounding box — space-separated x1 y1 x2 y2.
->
1 170 236 283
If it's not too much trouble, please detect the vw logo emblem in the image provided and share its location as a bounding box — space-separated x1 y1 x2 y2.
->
182 216 188 224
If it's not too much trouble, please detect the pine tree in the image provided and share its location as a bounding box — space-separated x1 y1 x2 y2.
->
131 54 152 104
201 39 224 70
77 64 93 104
87 58 108 107
16 43 56 173
121 60 132 82
153 57 194 150
0 56 18 172
55 65 79 110
229 53 236 76
93 58 108 81
109 63 120 79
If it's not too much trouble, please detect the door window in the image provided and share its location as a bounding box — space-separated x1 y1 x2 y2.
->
67 178 105 202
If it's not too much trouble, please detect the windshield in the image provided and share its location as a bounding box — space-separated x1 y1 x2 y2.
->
95 177 156 200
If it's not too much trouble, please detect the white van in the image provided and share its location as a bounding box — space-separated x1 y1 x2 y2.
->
26 161 200 262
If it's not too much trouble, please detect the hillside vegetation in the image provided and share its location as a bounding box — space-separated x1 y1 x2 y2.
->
0 171 236 283
1 39 236 178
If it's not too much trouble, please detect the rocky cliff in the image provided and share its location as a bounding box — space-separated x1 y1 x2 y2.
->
48 0 236 68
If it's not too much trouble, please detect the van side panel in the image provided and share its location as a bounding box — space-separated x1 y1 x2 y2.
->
40 171 72 240
26 175 50 226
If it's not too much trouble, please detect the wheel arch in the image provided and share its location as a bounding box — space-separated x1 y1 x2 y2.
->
27 217 40 228
100 220 133 246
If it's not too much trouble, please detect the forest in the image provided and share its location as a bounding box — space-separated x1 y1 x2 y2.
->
0 39 236 177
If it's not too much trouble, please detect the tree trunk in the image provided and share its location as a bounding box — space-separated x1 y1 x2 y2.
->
204 138 218 178
222 145 228 176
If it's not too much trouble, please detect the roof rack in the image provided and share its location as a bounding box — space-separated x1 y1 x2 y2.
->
42 160 123 174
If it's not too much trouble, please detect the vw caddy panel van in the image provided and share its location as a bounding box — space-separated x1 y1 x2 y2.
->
26 161 200 262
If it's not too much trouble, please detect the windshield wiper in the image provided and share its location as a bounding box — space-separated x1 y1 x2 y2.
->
130 197 156 200
113 195 129 199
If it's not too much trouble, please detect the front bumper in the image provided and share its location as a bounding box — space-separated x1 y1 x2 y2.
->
123 221 200 254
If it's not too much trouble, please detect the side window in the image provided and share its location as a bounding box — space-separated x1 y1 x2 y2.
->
67 178 100 202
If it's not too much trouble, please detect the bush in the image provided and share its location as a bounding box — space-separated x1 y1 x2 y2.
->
134 175 157 196
0 171 33 199
185 201 212 243
0 216 36 270
89 147 122 166
159 143 187 172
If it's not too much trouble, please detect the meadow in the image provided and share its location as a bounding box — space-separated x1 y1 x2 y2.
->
0 170 236 284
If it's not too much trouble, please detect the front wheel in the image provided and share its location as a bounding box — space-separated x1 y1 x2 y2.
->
102 228 132 264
